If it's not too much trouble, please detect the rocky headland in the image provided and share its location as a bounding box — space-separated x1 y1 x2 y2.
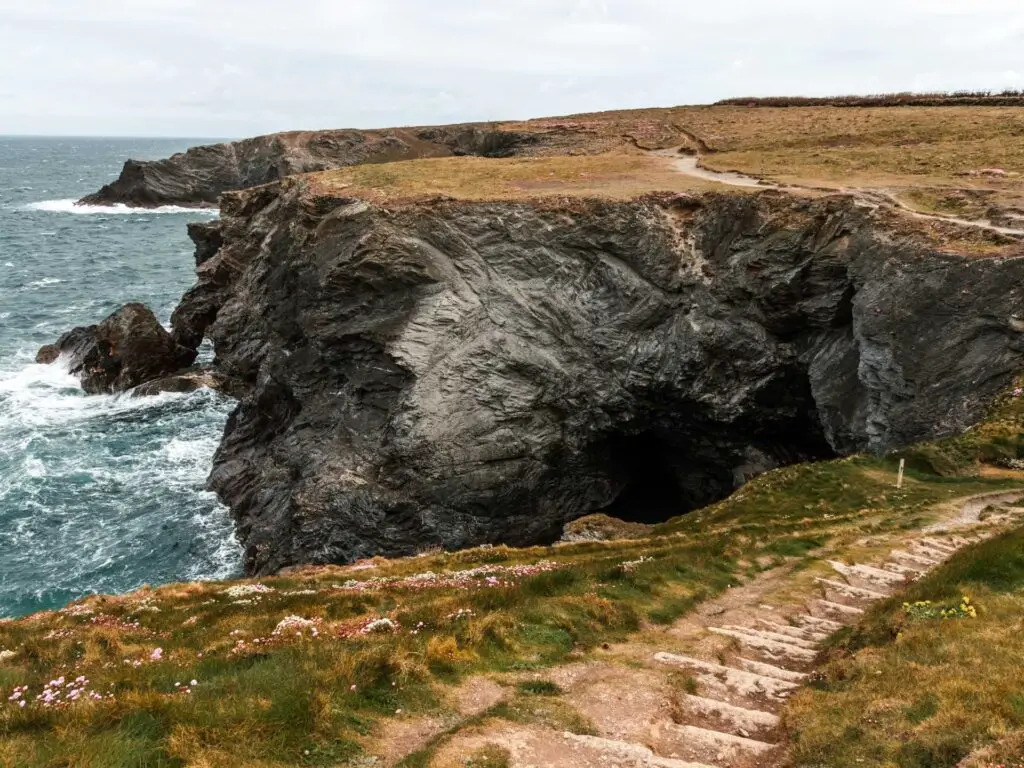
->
76 125 551 208
44 105 1024 575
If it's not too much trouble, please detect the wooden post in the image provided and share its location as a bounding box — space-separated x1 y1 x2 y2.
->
896 458 906 490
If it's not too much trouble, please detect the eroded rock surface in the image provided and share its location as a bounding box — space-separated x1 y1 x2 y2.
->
167 179 1024 574
36 303 195 394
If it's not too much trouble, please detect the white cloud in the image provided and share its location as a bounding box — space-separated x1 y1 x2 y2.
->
0 0 1022 137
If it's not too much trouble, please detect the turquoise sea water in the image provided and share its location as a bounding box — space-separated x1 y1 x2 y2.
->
0 137 241 618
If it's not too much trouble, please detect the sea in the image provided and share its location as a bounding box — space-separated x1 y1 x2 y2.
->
0 137 242 618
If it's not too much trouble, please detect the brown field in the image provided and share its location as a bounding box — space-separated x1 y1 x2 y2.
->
311 152 722 202
305 105 1024 227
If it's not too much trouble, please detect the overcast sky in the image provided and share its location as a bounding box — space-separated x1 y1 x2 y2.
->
2 0 1022 137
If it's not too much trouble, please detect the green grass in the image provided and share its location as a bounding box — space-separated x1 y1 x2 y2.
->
3 387 1024 766
464 745 511 768
515 680 563 696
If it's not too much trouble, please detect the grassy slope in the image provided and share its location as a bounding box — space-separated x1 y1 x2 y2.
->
292 105 1024 224
298 104 1024 262
311 153 723 202
498 104 1024 192
2 386 1024 766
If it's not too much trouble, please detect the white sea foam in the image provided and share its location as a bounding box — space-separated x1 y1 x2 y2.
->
24 199 219 216
0 358 195 429
24 277 63 289
0 353 241 615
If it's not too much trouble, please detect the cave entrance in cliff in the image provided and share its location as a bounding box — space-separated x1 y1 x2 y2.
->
604 433 702 525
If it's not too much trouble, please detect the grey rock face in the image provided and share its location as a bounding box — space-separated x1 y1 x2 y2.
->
78 127 545 208
172 183 1024 574
36 303 196 394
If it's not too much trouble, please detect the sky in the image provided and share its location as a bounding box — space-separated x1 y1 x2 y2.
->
1 0 1023 137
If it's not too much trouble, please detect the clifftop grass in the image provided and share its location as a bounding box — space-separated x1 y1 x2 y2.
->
309 153 721 202
3 388 1024 766
309 105 1024 206
295 103 1024 261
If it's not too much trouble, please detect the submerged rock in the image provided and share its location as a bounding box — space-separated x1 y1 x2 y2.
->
130 367 241 398
37 303 196 394
164 179 1024 575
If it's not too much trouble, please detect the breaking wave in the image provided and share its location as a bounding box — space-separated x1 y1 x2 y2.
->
0 353 240 617
24 199 219 216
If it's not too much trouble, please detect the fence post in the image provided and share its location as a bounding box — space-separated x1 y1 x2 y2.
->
896 458 906 490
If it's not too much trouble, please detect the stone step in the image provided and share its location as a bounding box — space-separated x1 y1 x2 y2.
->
562 733 719 768
708 628 818 662
755 619 829 643
909 542 953 561
944 536 978 549
792 614 844 633
889 550 939 568
718 625 820 650
881 561 925 576
828 562 904 592
809 599 864 620
736 657 808 683
677 694 780 740
816 578 888 600
920 537 959 553
653 652 800 704
648 722 778 765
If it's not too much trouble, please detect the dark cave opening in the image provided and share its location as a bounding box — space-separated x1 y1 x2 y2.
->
599 383 838 526
605 434 692 524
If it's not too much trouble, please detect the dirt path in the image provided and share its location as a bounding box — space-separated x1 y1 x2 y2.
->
654 145 1024 238
653 148 769 190
393 490 1024 768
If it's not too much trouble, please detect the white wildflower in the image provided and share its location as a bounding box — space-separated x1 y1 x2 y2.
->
273 615 320 636
361 618 398 634
224 583 275 598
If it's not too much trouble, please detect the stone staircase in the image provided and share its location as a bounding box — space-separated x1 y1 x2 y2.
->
563 530 991 768
436 527 1007 767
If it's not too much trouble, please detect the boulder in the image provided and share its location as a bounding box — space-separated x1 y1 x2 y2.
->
37 303 196 394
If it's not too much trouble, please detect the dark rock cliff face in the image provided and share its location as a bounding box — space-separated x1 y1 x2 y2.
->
171 182 1024 574
78 127 542 208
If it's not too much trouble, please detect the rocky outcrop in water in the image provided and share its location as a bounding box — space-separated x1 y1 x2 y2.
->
77 126 545 208
36 303 196 394
162 179 1024 574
